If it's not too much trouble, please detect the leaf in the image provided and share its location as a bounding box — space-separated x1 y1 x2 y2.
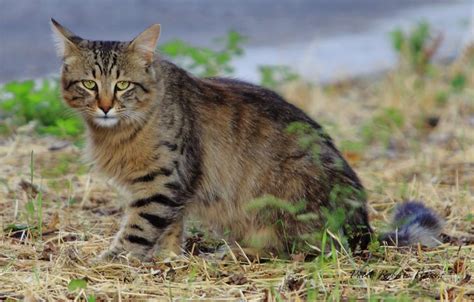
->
465 213 474 222
4 223 30 232
390 29 404 52
87 295 96 302
25 200 36 218
450 73 466 92
4 80 34 96
68 278 87 292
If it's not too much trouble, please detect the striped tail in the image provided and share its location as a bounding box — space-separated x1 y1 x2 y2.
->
379 201 444 247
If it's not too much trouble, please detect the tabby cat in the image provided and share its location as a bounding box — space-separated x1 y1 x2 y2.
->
51 20 442 261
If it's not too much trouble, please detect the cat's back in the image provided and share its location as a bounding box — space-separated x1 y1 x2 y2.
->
201 77 323 131
159 59 322 133
196 75 361 187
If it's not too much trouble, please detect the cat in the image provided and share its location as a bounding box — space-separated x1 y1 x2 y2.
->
51 19 443 261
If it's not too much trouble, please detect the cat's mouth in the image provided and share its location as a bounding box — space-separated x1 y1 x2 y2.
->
94 116 119 127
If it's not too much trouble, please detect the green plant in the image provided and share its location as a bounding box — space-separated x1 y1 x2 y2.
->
68 278 87 292
27 151 43 240
0 79 83 138
4 151 44 240
160 31 246 77
450 72 466 92
68 278 96 302
465 213 473 223
391 21 440 74
435 90 449 105
286 121 329 165
259 65 299 89
361 107 405 147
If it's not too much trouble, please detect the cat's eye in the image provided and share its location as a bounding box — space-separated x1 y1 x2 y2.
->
116 81 130 91
82 80 97 90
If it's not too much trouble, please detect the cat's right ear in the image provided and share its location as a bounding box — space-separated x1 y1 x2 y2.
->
129 24 161 64
50 18 82 58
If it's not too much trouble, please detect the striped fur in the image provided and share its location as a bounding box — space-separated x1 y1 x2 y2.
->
379 201 444 247
52 20 373 260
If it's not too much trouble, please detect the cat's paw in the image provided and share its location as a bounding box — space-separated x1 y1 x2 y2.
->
92 248 121 264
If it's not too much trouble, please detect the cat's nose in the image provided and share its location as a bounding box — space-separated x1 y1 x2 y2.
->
99 104 112 114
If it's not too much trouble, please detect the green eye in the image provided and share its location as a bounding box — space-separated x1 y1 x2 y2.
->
82 80 96 90
116 81 130 91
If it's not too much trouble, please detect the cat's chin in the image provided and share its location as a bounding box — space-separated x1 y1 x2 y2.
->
93 117 119 128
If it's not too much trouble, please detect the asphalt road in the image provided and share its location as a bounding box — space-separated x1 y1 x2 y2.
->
0 0 470 82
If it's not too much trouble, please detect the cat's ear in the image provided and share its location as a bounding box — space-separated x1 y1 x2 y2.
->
129 24 161 63
50 18 82 58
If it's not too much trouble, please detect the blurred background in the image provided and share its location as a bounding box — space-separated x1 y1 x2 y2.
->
0 0 472 83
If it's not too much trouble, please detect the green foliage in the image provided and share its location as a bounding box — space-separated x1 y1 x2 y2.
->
286 121 328 164
0 79 83 138
68 278 96 302
340 140 365 154
68 278 87 291
246 195 307 216
41 154 88 178
450 72 466 92
391 21 437 74
367 239 382 254
42 118 83 137
465 213 474 223
361 107 405 147
246 122 368 254
259 65 299 88
246 195 318 253
160 31 246 77
87 295 96 302
4 153 45 240
3 223 30 232
22 152 43 240
435 90 449 106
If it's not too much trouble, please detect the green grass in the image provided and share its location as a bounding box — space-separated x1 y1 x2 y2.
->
0 79 83 138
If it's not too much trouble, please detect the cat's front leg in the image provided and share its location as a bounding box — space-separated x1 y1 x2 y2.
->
100 192 185 261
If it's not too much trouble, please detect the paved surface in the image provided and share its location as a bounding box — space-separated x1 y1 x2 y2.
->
0 0 470 82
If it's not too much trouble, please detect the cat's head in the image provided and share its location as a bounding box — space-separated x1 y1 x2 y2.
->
51 19 161 128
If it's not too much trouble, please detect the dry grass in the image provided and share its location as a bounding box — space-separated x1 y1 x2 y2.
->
0 57 473 301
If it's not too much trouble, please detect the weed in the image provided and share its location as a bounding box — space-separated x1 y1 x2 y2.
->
450 72 467 92
435 90 449 105
465 213 473 223
361 107 405 147
68 278 96 302
259 65 299 89
67 278 87 292
0 79 83 138
391 21 441 74
40 153 88 178
160 31 246 77
286 121 328 164
22 151 44 240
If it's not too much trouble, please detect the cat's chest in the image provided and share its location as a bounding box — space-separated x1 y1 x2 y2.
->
89 138 158 183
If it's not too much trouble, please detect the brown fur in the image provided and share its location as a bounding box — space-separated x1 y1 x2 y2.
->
52 19 372 260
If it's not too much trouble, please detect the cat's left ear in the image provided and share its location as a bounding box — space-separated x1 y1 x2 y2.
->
50 18 83 58
129 24 161 63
